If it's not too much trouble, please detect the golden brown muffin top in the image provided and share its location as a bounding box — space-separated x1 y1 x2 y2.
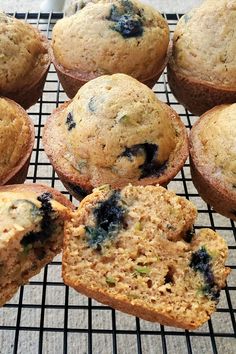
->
0 98 32 183
0 13 49 93
63 74 177 183
191 103 236 189
52 0 169 80
170 0 236 87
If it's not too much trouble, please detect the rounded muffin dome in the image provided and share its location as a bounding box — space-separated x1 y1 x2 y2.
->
191 103 236 189
0 98 34 184
64 74 176 179
52 0 169 81
0 12 49 93
170 0 236 88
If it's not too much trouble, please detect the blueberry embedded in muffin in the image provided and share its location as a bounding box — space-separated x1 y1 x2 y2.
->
0 184 73 307
43 74 188 200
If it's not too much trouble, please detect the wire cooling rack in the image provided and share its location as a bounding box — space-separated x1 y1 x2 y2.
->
0 12 235 354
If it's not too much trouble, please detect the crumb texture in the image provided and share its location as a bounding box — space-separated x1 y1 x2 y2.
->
0 98 32 184
0 12 49 93
170 0 236 87
52 0 169 80
63 184 230 329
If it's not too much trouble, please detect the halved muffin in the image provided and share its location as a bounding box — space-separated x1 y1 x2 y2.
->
0 97 34 186
167 0 236 116
43 74 188 200
52 0 169 97
190 103 236 220
63 184 230 329
0 183 73 306
0 12 51 109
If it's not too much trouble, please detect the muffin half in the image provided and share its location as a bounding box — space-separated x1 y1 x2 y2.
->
63 184 230 329
0 13 51 109
0 97 35 186
0 183 73 306
52 0 169 97
43 74 188 200
190 103 236 221
167 0 236 116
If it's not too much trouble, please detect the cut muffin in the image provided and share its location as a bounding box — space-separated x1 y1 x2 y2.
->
43 74 188 200
167 0 236 116
190 103 236 221
63 184 230 330
0 97 35 186
0 183 73 307
52 0 169 97
0 13 51 109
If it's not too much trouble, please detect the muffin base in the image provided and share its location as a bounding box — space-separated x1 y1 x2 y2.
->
43 101 189 201
167 64 236 116
0 98 35 186
53 53 169 99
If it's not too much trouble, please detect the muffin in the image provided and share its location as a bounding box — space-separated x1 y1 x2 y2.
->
0 183 73 307
63 184 230 330
52 0 169 97
0 12 51 109
43 74 188 200
0 97 35 186
190 103 236 221
167 0 236 116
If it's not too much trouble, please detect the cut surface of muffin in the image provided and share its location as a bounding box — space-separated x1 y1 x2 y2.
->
0 97 34 185
52 0 169 96
190 103 236 220
43 74 188 200
0 184 73 306
63 184 230 329
167 0 236 115
0 13 51 108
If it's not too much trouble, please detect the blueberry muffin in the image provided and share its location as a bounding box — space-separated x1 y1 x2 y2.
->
0 12 51 109
167 0 236 116
52 0 169 97
190 103 236 220
63 184 230 329
0 97 34 186
43 74 188 200
0 184 73 307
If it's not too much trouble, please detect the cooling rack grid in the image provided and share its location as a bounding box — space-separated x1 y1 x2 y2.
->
0 12 235 354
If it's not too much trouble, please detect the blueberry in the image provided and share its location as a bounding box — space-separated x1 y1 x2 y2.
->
190 247 211 273
85 191 126 249
121 143 167 178
66 112 76 131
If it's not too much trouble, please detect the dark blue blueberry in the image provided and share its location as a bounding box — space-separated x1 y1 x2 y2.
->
85 191 126 249
88 97 97 112
107 0 144 38
67 182 89 199
21 193 54 246
113 15 143 38
184 227 195 243
190 247 211 273
121 143 167 178
190 247 221 302
66 112 76 131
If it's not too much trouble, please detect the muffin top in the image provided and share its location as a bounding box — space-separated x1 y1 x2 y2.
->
52 0 169 80
0 98 33 184
170 0 236 87
62 73 177 182
191 103 236 190
0 13 50 93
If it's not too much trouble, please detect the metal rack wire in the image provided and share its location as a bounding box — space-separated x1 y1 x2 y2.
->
0 12 235 354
